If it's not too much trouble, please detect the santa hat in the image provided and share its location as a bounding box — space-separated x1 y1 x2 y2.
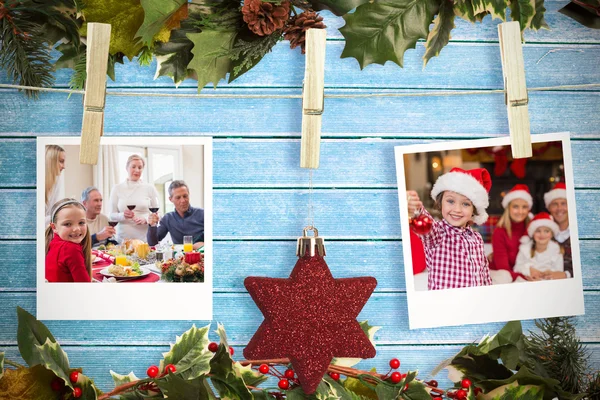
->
525 212 560 238
430 167 492 225
544 182 567 208
501 184 533 209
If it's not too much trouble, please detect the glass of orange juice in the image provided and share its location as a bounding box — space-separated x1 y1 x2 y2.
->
183 235 193 253
115 255 128 266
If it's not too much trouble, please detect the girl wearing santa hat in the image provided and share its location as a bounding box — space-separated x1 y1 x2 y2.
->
513 212 564 280
407 167 493 290
489 184 533 283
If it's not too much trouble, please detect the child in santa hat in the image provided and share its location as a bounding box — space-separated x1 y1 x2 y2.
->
489 184 533 284
407 167 493 290
513 212 564 280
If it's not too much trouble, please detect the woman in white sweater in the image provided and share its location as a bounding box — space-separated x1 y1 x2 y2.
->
108 154 159 243
45 145 66 226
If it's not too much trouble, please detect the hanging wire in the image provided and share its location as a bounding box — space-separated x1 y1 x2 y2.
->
308 169 315 229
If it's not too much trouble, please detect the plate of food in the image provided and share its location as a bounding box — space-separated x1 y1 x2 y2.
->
99 264 151 280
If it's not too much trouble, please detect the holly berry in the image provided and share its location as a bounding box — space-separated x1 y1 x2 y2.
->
164 364 177 374
258 364 269 374
474 387 482 395
329 372 340 381
208 342 219 352
455 389 467 400
147 365 159 378
278 378 290 390
284 369 295 379
50 378 64 391
69 371 79 384
73 387 82 398
229 347 235 356
428 379 438 387
461 378 472 389
389 358 400 369
390 371 402 384
446 391 456 399
401 373 407 379
404 384 409 391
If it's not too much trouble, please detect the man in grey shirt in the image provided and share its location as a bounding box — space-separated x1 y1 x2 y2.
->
147 180 204 249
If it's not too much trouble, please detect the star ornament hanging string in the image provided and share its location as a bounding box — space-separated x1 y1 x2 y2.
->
243 227 377 394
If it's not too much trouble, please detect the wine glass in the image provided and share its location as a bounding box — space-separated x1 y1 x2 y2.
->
127 205 136 211
107 221 118 241
149 207 159 213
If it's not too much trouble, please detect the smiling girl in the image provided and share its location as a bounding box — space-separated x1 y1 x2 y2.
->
407 167 493 290
45 198 92 282
514 212 564 280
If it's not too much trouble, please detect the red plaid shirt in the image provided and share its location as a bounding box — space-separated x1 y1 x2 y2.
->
417 208 492 290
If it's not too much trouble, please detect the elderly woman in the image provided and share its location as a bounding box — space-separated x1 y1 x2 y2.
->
108 154 159 242
489 184 533 283
45 145 66 225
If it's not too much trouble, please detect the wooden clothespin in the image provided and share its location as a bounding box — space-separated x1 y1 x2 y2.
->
300 29 327 169
498 21 532 159
80 23 111 165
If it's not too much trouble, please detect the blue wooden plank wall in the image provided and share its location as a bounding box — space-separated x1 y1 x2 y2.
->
1 2 600 392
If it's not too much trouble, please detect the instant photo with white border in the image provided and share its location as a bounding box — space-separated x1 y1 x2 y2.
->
394 132 584 329
37 136 213 320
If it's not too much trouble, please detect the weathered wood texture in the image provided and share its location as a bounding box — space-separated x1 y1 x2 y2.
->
0 5 599 393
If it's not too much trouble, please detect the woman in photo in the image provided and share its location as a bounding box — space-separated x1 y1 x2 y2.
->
45 145 66 225
108 154 159 243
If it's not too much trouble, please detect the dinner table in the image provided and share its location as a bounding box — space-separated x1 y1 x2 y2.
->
91 250 162 283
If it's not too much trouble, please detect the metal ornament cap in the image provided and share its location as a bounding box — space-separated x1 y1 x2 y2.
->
296 226 326 257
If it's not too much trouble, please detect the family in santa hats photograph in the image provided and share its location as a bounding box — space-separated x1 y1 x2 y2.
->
403 143 573 291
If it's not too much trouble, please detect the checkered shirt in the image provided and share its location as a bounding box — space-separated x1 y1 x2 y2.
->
417 209 492 290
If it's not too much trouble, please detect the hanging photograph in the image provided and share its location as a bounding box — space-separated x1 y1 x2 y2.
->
37 136 213 320
395 132 584 329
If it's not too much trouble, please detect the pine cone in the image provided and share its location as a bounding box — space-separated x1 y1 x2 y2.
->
242 0 291 36
283 11 326 54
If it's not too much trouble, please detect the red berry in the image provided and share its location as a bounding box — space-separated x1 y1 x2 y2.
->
284 369 295 379
208 342 219 352
474 387 482 395
165 364 177 374
461 378 472 389
50 378 64 391
456 389 467 400
329 372 340 381
390 371 402 384
429 379 438 387
147 365 159 378
73 387 82 398
404 384 409 391
229 347 235 356
69 371 79 384
447 391 456 399
258 364 269 374
401 373 407 379
389 358 400 369
278 378 290 390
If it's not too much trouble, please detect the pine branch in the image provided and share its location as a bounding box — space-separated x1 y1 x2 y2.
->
228 32 281 77
69 51 86 91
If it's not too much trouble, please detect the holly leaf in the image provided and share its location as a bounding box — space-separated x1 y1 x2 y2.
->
233 363 268 388
509 0 536 30
469 0 508 20
81 0 145 60
530 0 549 30
423 0 455 67
374 382 401 399
251 391 279 400
109 371 148 400
156 372 214 399
159 324 212 380
136 0 187 46
216 323 230 348
339 0 438 69
310 0 372 16
343 374 378 399
0 365 58 400
400 379 431 400
154 16 198 86
209 344 253 400
333 321 381 368
187 29 237 90
16 307 57 368
35 338 72 389
484 382 544 400
77 374 100 400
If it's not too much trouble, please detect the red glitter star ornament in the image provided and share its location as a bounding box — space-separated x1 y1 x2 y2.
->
243 227 377 394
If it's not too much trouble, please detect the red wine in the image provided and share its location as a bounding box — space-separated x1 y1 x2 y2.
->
108 221 118 227
149 207 159 213
127 205 136 210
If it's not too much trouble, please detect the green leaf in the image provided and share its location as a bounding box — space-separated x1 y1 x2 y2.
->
108 371 143 400
187 29 236 90
454 0 479 22
0 365 58 400
0 352 4 380
35 338 72 389
216 323 229 348
423 0 455 67
233 363 268 388
509 0 536 30
530 0 549 30
159 324 212 380
321 376 356 399
486 383 544 400
339 0 438 69
78 374 100 400
16 307 57 367
343 375 378 399
209 345 253 400
334 321 381 368
310 0 372 16
401 379 431 400
156 372 213 399
470 0 508 20
374 382 401 399
136 0 187 45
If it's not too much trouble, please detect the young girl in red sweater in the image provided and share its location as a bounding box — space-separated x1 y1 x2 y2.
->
45 198 92 282
489 184 532 283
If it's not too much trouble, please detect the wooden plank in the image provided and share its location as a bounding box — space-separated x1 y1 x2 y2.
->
1 91 599 136
2 240 600 291
2 139 600 188
1 189 599 239
2 292 600 344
